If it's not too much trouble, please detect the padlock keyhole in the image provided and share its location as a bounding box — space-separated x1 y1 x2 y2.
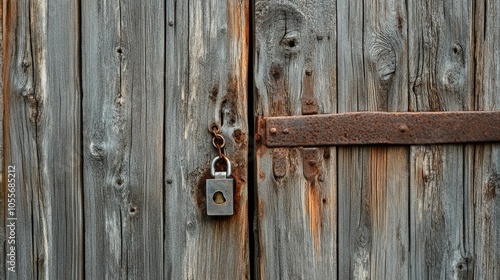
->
213 191 226 204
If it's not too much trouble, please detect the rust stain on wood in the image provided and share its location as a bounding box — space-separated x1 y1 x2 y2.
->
194 167 212 213
370 147 387 231
227 0 249 89
255 116 267 156
272 148 287 179
306 180 321 256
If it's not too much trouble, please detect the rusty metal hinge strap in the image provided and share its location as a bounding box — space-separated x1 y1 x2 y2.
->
257 111 500 147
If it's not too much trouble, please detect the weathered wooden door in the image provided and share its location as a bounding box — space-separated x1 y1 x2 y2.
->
254 0 500 279
2 0 499 279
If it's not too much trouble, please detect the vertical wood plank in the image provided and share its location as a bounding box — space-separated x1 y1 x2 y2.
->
164 0 249 278
0 0 5 277
0 1 7 279
474 0 500 278
3 0 82 278
3 1 35 277
337 0 409 279
82 0 164 278
408 1 474 278
254 1 337 278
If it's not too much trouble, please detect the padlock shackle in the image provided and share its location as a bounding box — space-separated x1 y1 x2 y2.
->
210 156 231 177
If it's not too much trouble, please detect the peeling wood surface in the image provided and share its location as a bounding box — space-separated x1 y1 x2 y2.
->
254 0 337 278
3 0 83 279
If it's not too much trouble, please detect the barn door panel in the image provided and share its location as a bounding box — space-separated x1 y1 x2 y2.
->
82 0 249 278
254 0 500 279
82 1 164 278
408 1 475 278
2 1 82 278
336 0 410 278
163 0 250 278
254 1 337 278
474 1 500 278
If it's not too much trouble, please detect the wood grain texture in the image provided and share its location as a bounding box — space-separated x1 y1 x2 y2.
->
409 1 474 278
82 0 164 278
164 0 249 278
0 1 7 279
337 0 409 279
254 1 337 278
0 0 4 276
3 0 83 279
474 0 500 278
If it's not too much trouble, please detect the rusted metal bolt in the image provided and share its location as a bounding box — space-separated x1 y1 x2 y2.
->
255 134 262 141
269 127 277 135
282 128 289 134
308 160 316 166
399 124 409 133
305 68 313 76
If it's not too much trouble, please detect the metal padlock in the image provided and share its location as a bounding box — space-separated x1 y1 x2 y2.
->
206 156 234 216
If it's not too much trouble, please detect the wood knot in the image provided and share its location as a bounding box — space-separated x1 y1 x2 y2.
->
232 129 245 144
368 32 397 82
89 142 106 160
280 31 300 54
270 63 283 81
484 171 500 200
442 67 464 92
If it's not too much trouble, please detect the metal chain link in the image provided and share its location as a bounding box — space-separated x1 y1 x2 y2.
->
210 125 228 161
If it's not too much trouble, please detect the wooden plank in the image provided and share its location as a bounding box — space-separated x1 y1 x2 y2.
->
254 1 337 278
337 0 409 279
3 0 82 278
3 2 36 277
82 1 164 278
474 1 500 278
408 0 474 278
164 0 249 278
0 0 5 277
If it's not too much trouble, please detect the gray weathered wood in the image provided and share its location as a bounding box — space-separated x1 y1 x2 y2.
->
474 1 500 278
0 0 4 277
409 0 474 278
254 1 337 278
337 0 409 279
3 0 83 279
3 1 500 279
164 0 249 278
82 0 164 278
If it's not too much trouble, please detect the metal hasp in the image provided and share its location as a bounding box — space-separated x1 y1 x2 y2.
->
258 111 500 147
